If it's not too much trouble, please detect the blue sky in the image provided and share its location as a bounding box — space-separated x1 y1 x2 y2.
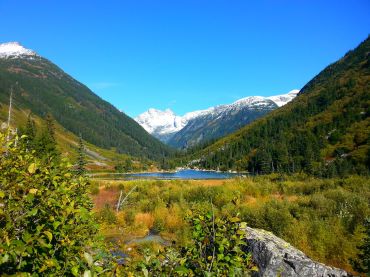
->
0 0 369 117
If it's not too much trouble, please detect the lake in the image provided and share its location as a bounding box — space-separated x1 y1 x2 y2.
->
92 169 243 180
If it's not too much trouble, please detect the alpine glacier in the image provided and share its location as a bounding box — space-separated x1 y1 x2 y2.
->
135 90 299 145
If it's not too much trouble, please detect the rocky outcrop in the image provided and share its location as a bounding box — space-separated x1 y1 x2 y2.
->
243 227 351 277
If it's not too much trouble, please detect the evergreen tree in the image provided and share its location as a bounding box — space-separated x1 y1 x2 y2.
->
45 113 55 142
23 113 36 149
76 133 87 176
36 114 59 159
353 218 370 274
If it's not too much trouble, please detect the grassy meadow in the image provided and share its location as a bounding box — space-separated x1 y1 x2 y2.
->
90 174 370 274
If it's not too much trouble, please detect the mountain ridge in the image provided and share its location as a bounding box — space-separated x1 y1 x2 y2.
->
135 90 298 147
187 36 370 175
0 42 173 161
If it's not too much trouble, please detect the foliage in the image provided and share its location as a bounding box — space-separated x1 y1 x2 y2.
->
35 113 60 160
76 133 87 176
181 36 370 176
0 55 173 160
115 159 133 172
0 131 111 276
352 217 370 274
123 211 252 276
92 175 370 273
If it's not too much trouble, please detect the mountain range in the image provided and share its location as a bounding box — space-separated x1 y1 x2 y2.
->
0 42 172 163
1 37 368 176
135 90 298 148
187 36 370 176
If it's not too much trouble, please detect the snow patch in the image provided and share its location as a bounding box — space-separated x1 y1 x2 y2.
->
267 89 299 107
0 42 37 59
135 108 186 135
135 90 299 139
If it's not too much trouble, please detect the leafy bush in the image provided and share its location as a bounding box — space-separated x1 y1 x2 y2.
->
0 132 110 275
124 211 253 276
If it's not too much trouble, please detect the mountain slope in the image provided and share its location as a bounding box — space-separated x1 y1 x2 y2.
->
136 90 298 148
189 37 370 176
168 97 278 149
0 42 172 160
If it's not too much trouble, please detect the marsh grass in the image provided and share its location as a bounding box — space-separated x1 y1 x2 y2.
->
91 174 370 273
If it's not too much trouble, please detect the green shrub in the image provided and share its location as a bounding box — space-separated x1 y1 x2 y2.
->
0 132 111 275
89 181 100 195
124 211 253 276
96 204 117 224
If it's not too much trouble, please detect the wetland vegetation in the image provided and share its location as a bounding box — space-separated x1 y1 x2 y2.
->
91 174 370 274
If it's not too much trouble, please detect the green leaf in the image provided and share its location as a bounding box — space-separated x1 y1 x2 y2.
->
71 266 79 276
44 231 53 242
230 217 240 223
239 222 247 229
28 208 38 216
142 268 149 277
83 270 92 277
175 266 189 273
1 254 9 263
0 191 4 198
84 252 93 267
37 238 51 248
236 230 245 235
28 163 37 174
53 221 61 229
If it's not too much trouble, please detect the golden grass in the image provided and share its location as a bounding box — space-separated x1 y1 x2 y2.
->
134 213 154 230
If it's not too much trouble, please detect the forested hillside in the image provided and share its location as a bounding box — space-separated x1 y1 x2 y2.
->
167 98 277 149
0 51 172 160
189 36 370 176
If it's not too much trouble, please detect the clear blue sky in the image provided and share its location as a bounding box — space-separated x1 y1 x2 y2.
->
0 0 369 117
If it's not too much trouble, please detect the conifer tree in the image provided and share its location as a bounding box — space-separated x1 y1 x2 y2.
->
45 113 55 142
36 114 59 159
24 113 36 149
76 133 87 175
353 218 370 273
25 113 35 139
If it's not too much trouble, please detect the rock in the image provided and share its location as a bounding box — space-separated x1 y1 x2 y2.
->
243 227 351 277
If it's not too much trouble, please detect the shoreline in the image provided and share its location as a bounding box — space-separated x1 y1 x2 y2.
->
88 168 250 177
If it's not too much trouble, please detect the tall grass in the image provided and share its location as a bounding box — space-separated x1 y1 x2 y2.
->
91 175 370 273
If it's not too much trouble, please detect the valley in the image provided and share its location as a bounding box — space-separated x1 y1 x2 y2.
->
0 9 369 276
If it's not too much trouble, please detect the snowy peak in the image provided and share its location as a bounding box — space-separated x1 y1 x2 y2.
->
233 90 299 108
0 42 37 59
267 89 299 107
135 90 299 142
232 96 271 108
135 108 187 138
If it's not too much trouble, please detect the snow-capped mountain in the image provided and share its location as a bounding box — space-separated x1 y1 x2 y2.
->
0 42 38 59
135 108 204 143
0 41 172 159
267 90 299 107
135 109 186 142
135 90 299 147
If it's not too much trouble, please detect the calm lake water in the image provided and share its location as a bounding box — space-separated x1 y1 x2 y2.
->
92 169 242 180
